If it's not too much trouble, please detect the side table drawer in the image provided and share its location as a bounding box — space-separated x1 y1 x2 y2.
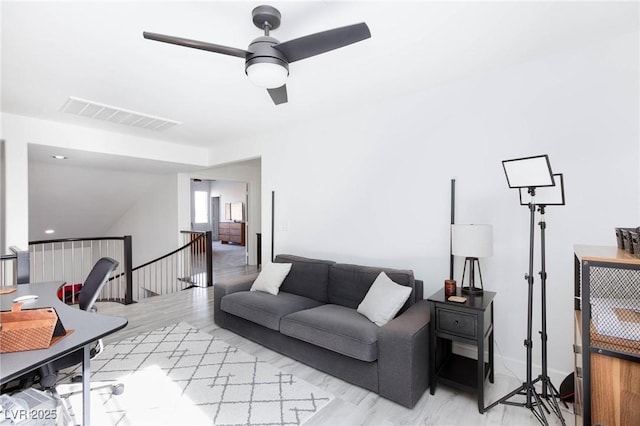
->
437 308 476 338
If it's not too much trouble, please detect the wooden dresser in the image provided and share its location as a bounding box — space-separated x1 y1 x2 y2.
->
219 222 245 246
573 245 640 426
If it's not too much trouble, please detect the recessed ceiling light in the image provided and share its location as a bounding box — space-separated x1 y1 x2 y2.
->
45 229 55 234
52 155 68 160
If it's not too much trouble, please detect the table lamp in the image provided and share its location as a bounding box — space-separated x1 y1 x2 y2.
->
451 224 493 294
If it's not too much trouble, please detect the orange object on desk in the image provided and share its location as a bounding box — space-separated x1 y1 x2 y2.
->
0 302 59 353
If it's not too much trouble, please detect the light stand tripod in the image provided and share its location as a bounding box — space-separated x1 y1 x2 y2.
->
531 205 566 424
485 188 548 425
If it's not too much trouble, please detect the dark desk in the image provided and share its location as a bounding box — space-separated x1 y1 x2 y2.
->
1 281 128 425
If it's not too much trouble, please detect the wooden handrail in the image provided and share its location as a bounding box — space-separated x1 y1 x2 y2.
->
29 236 126 245
133 232 205 271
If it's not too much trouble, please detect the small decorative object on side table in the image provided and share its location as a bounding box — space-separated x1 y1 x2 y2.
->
427 288 496 413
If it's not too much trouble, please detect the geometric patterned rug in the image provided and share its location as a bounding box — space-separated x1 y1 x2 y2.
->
63 323 334 425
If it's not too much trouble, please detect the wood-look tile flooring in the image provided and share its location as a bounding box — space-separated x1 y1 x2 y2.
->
97 248 574 426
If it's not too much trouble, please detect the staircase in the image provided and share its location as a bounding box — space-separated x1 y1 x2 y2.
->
0 231 213 304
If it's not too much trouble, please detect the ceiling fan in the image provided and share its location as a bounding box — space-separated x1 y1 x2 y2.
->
143 5 371 105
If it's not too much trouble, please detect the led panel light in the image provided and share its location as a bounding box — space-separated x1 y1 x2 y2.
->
502 154 554 189
519 173 565 206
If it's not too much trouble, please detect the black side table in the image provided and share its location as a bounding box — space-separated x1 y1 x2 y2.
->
427 289 496 413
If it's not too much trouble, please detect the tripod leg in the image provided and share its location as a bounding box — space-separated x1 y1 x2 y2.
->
485 383 527 411
548 380 568 408
530 386 550 426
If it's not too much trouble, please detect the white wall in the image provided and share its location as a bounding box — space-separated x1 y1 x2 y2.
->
208 32 639 382
0 140 5 251
106 173 179 266
2 139 29 252
210 180 247 222
1 113 211 166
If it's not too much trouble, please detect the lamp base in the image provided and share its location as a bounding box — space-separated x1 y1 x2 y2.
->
460 257 484 295
461 285 484 295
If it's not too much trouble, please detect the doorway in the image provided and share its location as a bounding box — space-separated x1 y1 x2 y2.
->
190 178 249 276
190 179 211 233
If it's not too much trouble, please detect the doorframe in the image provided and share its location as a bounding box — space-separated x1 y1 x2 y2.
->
181 157 261 266
211 196 220 241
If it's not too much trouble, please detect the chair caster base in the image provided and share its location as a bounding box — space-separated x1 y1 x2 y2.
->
111 384 124 395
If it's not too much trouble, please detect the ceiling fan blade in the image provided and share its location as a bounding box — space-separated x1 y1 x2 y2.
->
267 85 288 105
273 23 370 63
143 31 250 58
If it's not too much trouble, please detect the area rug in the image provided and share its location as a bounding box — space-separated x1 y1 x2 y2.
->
63 323 334 425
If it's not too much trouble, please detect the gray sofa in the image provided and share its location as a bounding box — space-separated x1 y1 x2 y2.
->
213 254 431 408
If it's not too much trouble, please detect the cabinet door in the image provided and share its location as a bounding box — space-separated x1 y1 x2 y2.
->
591 352 640 426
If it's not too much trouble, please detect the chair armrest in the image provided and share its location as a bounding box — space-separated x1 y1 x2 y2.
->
377 299 431 408
214 272 259 327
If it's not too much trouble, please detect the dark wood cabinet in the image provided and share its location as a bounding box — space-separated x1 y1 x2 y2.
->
219 222 245 246
428 289 495 413
573 245 640 426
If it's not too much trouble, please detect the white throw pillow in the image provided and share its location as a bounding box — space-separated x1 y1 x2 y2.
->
357 271 412 327
250 262 293 295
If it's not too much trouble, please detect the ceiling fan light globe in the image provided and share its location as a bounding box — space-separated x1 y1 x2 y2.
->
246 62 288 89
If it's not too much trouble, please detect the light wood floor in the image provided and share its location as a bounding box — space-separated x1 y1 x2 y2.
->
97 259 574 426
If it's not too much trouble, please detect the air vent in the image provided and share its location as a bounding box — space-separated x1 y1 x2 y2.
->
60 97 181 131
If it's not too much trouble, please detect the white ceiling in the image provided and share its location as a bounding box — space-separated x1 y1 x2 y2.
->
3 1 637 150
28 157 173 240
3 1 637 241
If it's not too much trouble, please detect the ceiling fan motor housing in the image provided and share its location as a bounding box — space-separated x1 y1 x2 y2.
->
244 36 289 75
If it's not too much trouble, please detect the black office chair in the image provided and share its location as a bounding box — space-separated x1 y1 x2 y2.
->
37 257 124 397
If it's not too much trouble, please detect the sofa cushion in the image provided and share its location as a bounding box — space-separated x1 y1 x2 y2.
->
357 272 412 327
221 291 322 331
275 254 335 303
250 262 292 295
328 263 416 311
280 304 379 362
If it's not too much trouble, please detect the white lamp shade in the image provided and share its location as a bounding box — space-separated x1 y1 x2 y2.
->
451 224 493 258
246 62 288 89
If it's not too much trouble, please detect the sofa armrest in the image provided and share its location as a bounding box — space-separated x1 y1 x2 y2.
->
214 272 259 327
377 299 430 408
414 279 424 301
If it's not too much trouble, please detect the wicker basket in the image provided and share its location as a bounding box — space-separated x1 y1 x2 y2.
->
0 302 58 353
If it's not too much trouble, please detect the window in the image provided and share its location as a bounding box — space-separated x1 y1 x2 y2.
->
194 191 208 223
